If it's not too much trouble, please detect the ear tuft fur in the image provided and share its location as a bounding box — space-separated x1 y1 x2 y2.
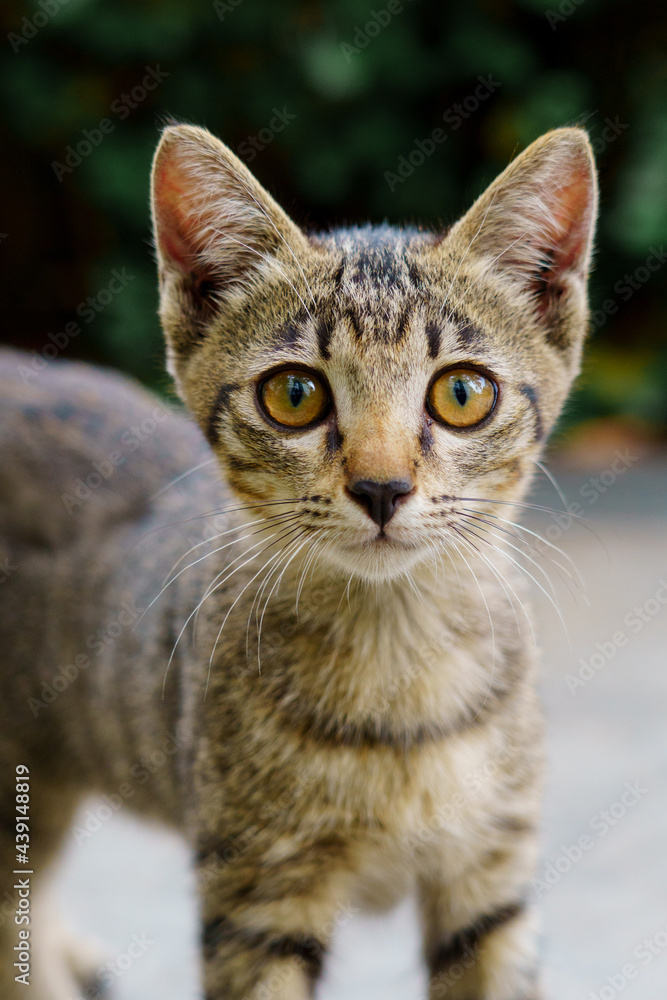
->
448 128 598 319
151 124 308 304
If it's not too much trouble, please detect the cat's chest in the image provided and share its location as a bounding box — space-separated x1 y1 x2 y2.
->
209 590 515 845
250 623 497 762
284 727 498 900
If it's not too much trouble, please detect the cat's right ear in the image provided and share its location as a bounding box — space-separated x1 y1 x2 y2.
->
151 124 309 343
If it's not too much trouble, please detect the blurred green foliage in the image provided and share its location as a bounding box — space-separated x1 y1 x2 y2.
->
0 0 666 440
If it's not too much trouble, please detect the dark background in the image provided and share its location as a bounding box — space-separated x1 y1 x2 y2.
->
1 0 666 452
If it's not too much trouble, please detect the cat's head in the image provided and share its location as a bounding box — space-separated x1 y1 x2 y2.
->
151 124 597 582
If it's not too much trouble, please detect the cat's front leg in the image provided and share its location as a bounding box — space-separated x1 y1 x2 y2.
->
197 836 350 1000
419 842 541 999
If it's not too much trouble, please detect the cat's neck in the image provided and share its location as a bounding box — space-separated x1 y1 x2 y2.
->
285 542 516 649
226 544 527 740
169 512 532 745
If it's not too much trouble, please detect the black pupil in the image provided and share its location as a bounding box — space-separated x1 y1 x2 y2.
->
289 378 305 408
453 378 468 406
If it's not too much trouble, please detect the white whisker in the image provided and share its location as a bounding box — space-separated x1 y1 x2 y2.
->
213 230 315 322
232 173 317 306
256 534 313 672
439 188 500 320
205 524 307 694
457 521 569 646
459 508 584 588
143 513 299 623
458 514 559 602
459 510 586 604
445 532 498 720
295 537 325 615
533 458 570 510
163 510 300 586
450 524 532 645
149 457 218 501
161 528 283 697
131 496 304 551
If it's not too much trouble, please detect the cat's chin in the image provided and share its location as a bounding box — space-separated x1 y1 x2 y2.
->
319 536 428 584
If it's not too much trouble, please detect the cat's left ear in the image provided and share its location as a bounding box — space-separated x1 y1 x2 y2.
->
445 128 597 326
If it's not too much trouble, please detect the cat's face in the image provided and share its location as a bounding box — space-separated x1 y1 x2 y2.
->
152 126 597 582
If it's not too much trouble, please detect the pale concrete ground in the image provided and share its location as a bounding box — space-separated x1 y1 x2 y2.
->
51 454 667 1000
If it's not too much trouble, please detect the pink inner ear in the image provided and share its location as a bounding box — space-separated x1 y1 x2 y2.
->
545 166 593 276
154 158 205 274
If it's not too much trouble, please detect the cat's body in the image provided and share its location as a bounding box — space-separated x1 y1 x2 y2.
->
0 125 597 1000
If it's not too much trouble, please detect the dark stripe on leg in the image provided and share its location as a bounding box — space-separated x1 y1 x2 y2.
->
345 309 362 341
268 933 325 981
408 261 424 289
430 899 525 971
202 914 325 980
203 915 237 960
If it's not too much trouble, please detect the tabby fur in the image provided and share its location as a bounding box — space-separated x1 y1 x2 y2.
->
0 123 597 999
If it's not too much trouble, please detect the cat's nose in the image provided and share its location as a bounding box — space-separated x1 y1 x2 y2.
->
347 478 414 529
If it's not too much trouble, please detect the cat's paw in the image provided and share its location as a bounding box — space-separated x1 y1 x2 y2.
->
29 894 108 1000
62 928 109 996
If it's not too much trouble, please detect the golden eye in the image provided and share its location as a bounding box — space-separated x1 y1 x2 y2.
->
427 368 497 428
259 370 330 428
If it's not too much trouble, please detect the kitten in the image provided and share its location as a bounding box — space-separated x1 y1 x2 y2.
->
0 123 596 1000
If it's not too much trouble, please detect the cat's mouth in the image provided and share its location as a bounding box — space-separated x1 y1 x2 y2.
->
328 528 426 582
344 530 417 550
